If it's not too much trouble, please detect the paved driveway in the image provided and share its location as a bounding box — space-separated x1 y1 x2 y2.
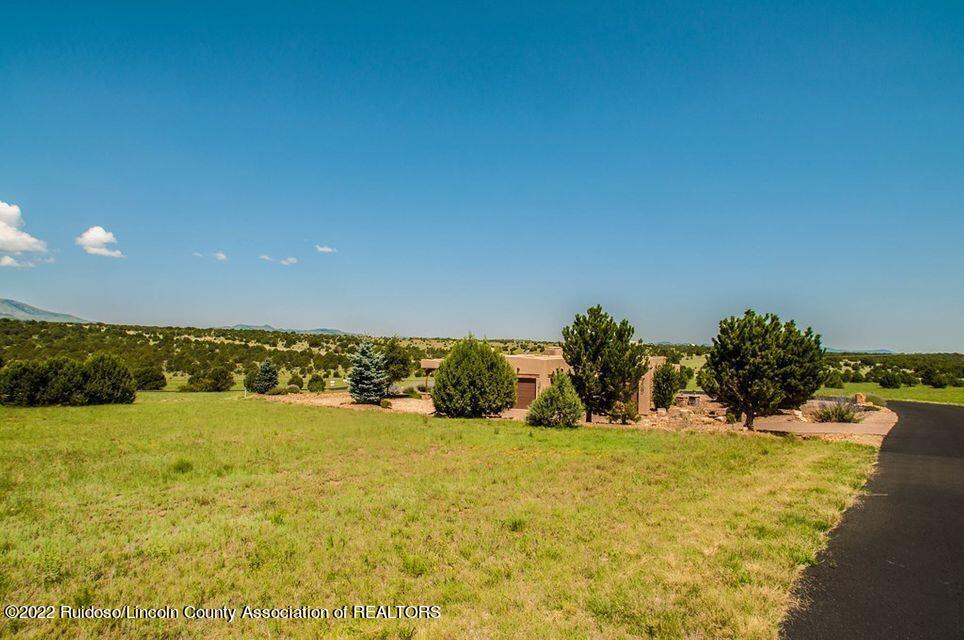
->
781 402 964 639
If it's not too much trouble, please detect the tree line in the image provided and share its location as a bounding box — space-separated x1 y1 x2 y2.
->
338 305 826 431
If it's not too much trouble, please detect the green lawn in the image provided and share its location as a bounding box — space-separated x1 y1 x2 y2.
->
816 381 964 405
0 393 874 639
679 356 707 390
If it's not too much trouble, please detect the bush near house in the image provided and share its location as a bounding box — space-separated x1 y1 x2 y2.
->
607 400 640 425
700 310 825 429
0 354 136 407
526 374 584 428
652 363 685 409
432 337 516 418
347 341 388 404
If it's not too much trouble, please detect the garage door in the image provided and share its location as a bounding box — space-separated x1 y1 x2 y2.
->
515 378 537 409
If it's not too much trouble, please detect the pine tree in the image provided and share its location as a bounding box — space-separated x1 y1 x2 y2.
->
247 360 278 394
379 336 413 385
702 310 825 429
652 363 683 409
347 341 388 404
561 305 648 422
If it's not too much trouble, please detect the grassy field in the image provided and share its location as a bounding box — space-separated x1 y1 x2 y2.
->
816 381 964 405
0 393 874 639
679 355 706 390
672 357 964 406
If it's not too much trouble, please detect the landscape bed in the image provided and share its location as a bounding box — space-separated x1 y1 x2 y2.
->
0 392 875 639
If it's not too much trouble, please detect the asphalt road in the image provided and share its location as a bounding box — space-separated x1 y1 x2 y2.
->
781 401 964 639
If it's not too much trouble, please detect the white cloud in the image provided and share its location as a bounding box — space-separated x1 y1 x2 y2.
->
213 251 227 261
0 201 24 228
259 254 273 261
315 244 336 253
76 226 125 258
0 200 47 253
192 251 203 257
280 257 298 265
0 255 32 268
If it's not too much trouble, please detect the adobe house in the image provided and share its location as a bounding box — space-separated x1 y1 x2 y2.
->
420 346 665 414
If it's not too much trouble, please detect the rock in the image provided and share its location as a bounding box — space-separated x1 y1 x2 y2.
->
656 408 667 416
854 392 866 403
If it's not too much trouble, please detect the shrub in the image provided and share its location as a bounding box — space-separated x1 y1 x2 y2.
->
526 374 584 428
133 365 167 390
182 365 234 392
812 402 863 423
824 371 845 389
206 365 234 392
0 356 137 406
82 354 136 405
379 337 413 385
246 360 279 394
347 341 388 404
0 360 48 406
379 398 392 409
608 400 640 425
243 367 258 392
920 368 951 388
652 363 683 409
41 357 88 405
306 373 326 392
865 394 887 407
285 384 301 394
432 337 516 418
878 371 901 389
403 386 421 399
287 373 304 389
265 386 287 396
701 310 825 429
898 371 919 386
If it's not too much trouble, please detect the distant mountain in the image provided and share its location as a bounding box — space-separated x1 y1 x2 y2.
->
0 298 88 324
825 348 895 354
226 324 346 335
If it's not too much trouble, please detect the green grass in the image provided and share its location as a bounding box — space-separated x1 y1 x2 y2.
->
0 393 875 639
679 355 707 390
816 381 964 405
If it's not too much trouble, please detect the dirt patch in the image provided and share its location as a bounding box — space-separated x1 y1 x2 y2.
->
259 391 436 414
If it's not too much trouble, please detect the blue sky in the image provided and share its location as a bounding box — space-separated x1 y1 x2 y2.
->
1 1 962 350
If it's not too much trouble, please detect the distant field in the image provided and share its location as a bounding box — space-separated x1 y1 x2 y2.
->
0 393 873 639
816 382 964 405
669 358 964 406
679 355 706 390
